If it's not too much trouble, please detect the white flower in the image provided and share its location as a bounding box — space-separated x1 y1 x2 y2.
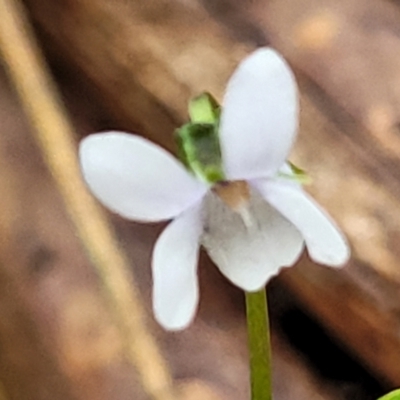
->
79 48 350 330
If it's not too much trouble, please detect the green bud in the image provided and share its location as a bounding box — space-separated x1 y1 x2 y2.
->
189 92 221 124
378 389 400 400
175 122 225 184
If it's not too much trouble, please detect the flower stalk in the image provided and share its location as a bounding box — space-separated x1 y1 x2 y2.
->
246 289 272 400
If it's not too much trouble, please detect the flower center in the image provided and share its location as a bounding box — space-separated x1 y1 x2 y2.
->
213 180 253 227
213 180 250 210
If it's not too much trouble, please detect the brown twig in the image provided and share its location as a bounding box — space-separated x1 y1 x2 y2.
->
0 0 177 399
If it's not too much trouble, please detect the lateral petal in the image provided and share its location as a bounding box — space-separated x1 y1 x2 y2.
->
80 132 207 221
254 179 350 267
152 202 203 330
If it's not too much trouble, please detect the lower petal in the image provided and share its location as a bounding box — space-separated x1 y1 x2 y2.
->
254 180 350 267
152 202 203 330
201 190 304 292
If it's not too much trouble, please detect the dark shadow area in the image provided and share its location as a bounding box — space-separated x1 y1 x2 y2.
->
269 280 388 400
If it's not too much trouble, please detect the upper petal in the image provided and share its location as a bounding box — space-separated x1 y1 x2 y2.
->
254 179 350 266
152 202 203 330
220 48 298 180
80 132 207 222
201 189 304 292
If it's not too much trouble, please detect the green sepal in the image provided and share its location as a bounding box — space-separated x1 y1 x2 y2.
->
189 92 221 124
175 122 225 184
378 389 400 400
278 161 312 185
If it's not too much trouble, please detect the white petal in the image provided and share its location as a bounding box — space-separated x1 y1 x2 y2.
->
152 202 203 330
254 180 350 266
220 48 298 180
80 132 207 222
201 190 304 292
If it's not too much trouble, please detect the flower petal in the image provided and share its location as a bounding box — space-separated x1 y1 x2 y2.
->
152 202 203 330
220 48 298 180
80 132 207 221
254 179 350 266
201 190 304 292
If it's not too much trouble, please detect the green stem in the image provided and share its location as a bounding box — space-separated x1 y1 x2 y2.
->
245 289 272 400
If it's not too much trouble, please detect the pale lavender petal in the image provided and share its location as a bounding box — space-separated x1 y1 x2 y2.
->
80 132 207 222
254 179 350 266
220 48 298 180
201 190 304 292
152 202 203 330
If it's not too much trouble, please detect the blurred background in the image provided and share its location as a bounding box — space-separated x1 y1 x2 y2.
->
1 0 400 399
